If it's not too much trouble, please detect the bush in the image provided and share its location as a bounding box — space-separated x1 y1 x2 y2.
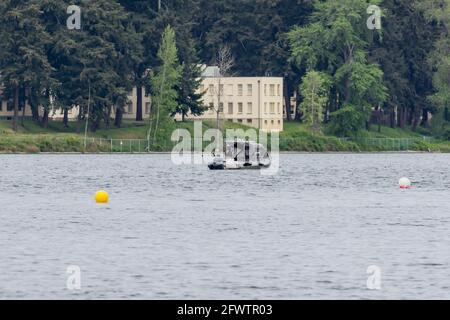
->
327 104 364 137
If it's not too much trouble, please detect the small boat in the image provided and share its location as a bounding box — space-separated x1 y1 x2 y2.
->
208 140 271 170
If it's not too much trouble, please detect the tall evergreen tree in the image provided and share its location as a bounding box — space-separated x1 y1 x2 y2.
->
0 0 56 131
43 0 141 131
149 26 182 142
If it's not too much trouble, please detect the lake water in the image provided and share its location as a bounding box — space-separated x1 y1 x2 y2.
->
0 153 449 299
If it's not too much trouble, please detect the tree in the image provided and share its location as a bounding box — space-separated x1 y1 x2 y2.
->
328 104 364 137
371 0 435 129
174 62 206 121
288 0 388 130
173 24 206 121
0 0 56 131
44 0 140 131
211 45 234 131
299 71 330 133
416 0 450 135
149 25 182 143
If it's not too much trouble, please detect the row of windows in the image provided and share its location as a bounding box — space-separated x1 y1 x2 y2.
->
202 83 281 97
0 99 151 115
208 102 282 115
228 119 282 125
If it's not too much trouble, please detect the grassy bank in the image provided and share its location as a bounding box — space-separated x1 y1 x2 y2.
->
1 119 449 153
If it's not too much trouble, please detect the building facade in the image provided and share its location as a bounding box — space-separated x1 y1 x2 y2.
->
0 87 152 121
1 74 284 132
176 67 284 131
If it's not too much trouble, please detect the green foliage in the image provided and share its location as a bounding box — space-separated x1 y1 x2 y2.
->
149 26 182 141
0 0 57 130
289 0 387 130
1 0 450 142
299 71 331 132
327 105 364 137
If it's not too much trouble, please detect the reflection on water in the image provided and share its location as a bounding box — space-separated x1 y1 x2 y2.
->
0 154 449 299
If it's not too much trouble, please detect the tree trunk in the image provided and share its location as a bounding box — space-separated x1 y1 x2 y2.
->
20 86 26 126
404 108 409 126
408 107 414 126
412 107 420 131
42 109 49 128
398 106 406 128
30 93 40 121
284 77 292 122
115 107 123 128
390 106 396 128
136 86 143 121
420 109 429 127
105 106 112 128
294 89 302 122
76 108 82 134
63 108 69 128
21 102 26 126
90 116 100 132
12 86 19 132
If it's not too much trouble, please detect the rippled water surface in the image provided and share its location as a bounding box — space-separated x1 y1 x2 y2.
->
0 154 449 299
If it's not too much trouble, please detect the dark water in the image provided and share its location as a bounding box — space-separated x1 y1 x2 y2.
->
0 154 449 299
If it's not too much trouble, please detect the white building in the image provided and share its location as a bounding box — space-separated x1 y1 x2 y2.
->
176 66 284 132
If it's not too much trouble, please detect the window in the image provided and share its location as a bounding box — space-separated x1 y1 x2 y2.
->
278 120 281 124
219 102 224 113
209 103 214 114
145 102 151 114
277 84 281 96
228 102 233 115
270 102 275 114
247 102 253 114
209 84 214 96
247 84 253 96
264 84 267 96
227 84 233 96
238 84 243 96
271 120 274 124
238 103 243 114
277 103 280 114
247 119 252 124
219 84 224 95
269 84 275 96
264 102 267 114
264 120 268 124
238 119 243 123
128 102 133 113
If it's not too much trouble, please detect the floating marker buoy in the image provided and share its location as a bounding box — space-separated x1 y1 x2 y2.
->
399 177 412 189
95 190 109 203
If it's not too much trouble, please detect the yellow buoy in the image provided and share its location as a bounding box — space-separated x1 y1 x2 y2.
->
95 190 109 203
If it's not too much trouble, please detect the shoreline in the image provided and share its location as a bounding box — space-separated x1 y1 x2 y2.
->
0 151 442 155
